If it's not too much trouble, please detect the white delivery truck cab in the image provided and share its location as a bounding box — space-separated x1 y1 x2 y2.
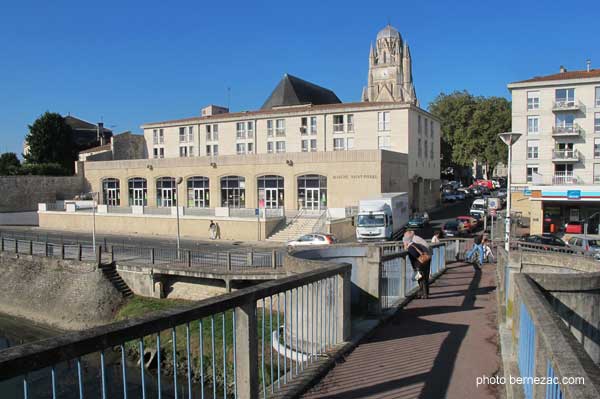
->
470 198 487 218
355 192 409 242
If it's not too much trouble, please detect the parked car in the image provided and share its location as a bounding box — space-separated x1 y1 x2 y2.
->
442 220 466 237
475 180 494 190
566 235 600 254
497 189 507 198
454 191 466 200
408 214 429 228
287 233 338 248
456 216 479 233
457 187 473 198
442 192 457 202
519 234 566 248
564 221 584 234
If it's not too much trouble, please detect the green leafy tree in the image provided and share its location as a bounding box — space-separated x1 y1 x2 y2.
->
429 91 511 178
0 152 21 175
24 112 76 173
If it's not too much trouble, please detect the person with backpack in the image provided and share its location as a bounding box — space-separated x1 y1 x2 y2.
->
403 235 431 299
466 234 484 269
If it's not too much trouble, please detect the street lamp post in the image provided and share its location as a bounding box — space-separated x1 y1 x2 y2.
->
176 177 183 254
499 132 522 251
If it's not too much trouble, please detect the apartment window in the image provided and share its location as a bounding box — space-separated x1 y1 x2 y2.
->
595 112 600 133
430 141 434 159
153 148 158 158
527 91 540 110
206 144 218 156
527 140 539 159
267 120 274 137
310 116 317 134
595 138 600 158
236 143 246 155
179 146 188 157
555 113 575 128
346 114 354 132
430 121 434 138
595 164 600 184
275 119 285 136
347 137 354 149
424 140 428 158
301 139 309 152
236 122 246 139
153 129 158 145
247 121 254 139
301 139 317 152
188 146 194 156
418 139 422 157
247 142 254 153
527 116 539 134
596 87 600 107
378 135 390 150
275 141 286 153
418 115 422 134
378 111 390 131
267 141 274 153
424 118 428 136
159 148 164 158
179 127 186 143
333 115 344 133
555 88 575 106
526 165 539 183
188 126 194 142
333 138 345 151
152 129 164 145
206 125 218 141
300 117 308 135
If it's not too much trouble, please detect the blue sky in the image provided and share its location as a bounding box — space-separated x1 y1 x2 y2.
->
1 0 599 155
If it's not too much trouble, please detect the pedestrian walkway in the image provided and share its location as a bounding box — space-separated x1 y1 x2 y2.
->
302 262 501 399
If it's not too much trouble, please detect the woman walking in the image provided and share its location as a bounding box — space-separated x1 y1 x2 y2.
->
403 235 431 299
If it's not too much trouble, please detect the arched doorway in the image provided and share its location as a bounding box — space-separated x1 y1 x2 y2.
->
297 174 327 210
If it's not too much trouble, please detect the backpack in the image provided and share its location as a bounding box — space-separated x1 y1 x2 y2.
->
474 235 482 245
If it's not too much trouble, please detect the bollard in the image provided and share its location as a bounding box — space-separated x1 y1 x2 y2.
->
246 250 254 267
227 252 232 271
111 245 115 263
29 240 33 255
150 248 155 264
187 250 192 268
45 242 49 257
96 245 102 265
103 237 108 251
78 244 82 261
61 243 65 260
1 236 4 252
15 240 18 254
271 250 278 269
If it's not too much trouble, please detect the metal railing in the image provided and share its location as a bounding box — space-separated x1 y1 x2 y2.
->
379 243 447 309
0 232 285 269
552 173 580 185
552 99 584 111
518 302 536 399
0 263 351 398
107 206 132 214
184 207 215 217
552 124 582 136
552 149 580 161
311 210 328 234
514 241 596 258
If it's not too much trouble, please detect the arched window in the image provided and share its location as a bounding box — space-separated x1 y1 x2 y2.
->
128 178 147 206
257 175 284 208
187 176 210 208
156 177 177 207
221 176 245 208
102 178 120 206
297 175 327 210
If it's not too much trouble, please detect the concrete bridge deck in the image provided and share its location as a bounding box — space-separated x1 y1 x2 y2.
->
302 262 501 399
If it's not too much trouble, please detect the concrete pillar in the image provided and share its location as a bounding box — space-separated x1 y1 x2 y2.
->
235 301 259 399
336 268 351 342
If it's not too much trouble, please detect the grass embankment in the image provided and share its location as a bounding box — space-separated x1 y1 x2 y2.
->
116 296 286 394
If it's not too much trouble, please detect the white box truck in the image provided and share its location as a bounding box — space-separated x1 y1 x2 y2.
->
355 192 409 242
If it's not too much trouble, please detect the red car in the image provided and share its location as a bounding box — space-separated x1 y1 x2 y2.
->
475 180 494 190
564 221 583 234
456 216 478 232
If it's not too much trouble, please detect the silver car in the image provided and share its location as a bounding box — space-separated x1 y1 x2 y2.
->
566 235 600 259
287 233 337 248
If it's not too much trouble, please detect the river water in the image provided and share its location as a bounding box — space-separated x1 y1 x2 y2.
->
0 313 206 399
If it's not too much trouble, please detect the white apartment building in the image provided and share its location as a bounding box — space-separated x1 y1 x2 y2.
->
508 65 600 234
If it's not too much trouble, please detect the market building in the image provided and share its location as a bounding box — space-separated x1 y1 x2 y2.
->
39 24 441 241
508 64 600 234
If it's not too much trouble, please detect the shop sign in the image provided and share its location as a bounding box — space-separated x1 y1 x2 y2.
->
567 190 581 200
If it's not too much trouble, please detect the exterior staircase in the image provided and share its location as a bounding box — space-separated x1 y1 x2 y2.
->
99 263 134 298
267 210 328 242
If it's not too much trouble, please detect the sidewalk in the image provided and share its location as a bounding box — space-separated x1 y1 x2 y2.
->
302 262 501 399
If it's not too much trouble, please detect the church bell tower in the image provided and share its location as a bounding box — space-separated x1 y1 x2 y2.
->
362 24 417 105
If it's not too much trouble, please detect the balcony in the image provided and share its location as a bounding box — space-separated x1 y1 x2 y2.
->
552 99 585 112
552 172 580 185
552 149 581 163
552 124 583 137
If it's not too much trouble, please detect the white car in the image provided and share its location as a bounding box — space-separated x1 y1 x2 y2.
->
287 234 338 248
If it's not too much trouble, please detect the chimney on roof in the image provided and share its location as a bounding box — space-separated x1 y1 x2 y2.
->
587 59 591 72
97 122 104 146
559 65 567 73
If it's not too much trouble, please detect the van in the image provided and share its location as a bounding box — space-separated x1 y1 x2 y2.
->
470 198 487 218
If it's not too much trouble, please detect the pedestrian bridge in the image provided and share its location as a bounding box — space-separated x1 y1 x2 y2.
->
0 240 599 398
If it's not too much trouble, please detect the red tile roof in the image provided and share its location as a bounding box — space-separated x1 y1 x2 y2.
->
513 69 600 84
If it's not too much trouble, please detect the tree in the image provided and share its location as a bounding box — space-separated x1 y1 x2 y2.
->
24 112 76 173
429 91 511 179
0 152 21 175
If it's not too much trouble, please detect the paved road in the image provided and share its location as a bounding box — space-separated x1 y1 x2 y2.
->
302 261 501 399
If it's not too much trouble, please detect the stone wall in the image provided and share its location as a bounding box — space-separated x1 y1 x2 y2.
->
112 132 147 160
0 175 86 212
0 252 124 330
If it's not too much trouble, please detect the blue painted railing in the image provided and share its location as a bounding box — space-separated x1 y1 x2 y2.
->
545 360 564 399
518 302 536 399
